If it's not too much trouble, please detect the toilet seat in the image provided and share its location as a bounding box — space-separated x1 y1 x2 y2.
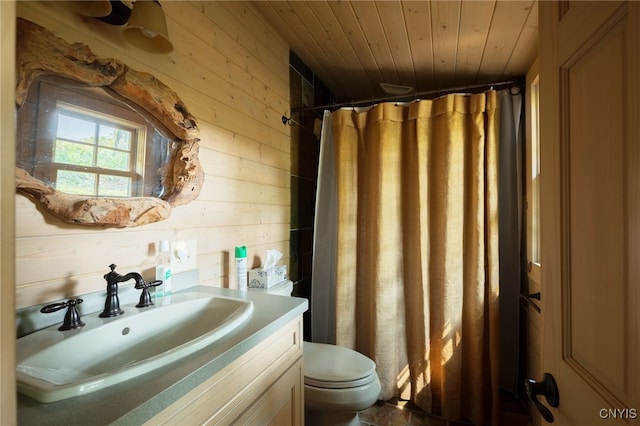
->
303 342 377 389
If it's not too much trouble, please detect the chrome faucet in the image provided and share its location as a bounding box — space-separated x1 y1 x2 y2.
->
100 264 147 318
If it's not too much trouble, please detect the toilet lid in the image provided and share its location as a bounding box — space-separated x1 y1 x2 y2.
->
303 342 377 389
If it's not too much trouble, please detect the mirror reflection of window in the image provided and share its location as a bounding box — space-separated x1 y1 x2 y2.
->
53 103 144 197
16 78 175 199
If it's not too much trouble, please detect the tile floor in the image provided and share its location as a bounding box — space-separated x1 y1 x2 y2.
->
358 395 532 426
358 399 470 426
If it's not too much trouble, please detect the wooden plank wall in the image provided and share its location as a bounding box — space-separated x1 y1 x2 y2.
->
15 1 291 309
1 1 17 422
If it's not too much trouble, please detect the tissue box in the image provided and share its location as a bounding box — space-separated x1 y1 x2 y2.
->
248 265 287 289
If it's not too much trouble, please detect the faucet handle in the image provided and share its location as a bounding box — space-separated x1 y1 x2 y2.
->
135 280 163 308
41 298 86 331
104 263 120 282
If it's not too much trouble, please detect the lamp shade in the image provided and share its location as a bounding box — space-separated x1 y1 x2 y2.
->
122 0 173 54
67 1 113 17
98 1 133 25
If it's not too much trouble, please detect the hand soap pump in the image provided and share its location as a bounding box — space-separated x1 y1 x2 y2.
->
155 240 172 297
235 246 248 291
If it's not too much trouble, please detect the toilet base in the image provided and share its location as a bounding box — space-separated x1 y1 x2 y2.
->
305 407 361 426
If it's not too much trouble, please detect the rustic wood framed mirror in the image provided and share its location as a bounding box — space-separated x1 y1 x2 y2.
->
15 18 204 227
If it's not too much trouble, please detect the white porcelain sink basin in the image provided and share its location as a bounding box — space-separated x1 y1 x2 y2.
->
16 292 253 403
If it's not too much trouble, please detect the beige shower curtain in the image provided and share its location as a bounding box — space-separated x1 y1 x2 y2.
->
332 91 500 425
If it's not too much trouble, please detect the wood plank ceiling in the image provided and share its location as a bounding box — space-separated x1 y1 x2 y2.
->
252 0 538 103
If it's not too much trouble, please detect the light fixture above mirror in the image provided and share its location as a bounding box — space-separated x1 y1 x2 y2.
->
66 1 113 18
122 0 173 54
67 0 174 54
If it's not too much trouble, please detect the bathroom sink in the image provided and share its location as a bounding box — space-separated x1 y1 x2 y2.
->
16 292 253 403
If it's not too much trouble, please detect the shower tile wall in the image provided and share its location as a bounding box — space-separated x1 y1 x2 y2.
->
289 50 332 341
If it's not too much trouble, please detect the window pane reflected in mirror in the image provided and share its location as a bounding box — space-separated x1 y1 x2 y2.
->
54 139 93 167
56 113 95 143
97 147 130 171
99 125 132 150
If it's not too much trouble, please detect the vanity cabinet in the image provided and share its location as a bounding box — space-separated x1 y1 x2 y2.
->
147 316 304 425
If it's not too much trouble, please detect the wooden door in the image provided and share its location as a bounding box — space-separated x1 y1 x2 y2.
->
538 1 639 424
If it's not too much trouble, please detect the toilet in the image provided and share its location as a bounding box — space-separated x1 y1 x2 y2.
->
303 341 381 426
252 281 381 426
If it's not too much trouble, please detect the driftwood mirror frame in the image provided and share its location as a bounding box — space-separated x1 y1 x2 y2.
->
15 18 204 227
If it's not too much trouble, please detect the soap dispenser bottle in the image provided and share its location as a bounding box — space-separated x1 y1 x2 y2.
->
155 240 172 297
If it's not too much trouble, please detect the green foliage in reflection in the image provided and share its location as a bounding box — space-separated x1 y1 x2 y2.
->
55 140 130 171
98 175 131 197
98 148 129 171
56 170 96 195
54 140 93 166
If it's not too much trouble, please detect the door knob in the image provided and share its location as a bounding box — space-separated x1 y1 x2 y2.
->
525 373 560 423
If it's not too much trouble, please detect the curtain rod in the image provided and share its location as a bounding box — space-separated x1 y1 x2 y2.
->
289 78 524 114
